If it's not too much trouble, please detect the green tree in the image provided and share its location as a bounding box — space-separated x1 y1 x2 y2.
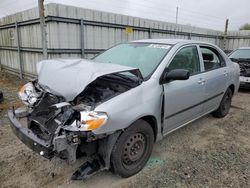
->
239 23 250 30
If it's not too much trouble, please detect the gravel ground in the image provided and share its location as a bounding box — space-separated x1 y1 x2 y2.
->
0 71 249 188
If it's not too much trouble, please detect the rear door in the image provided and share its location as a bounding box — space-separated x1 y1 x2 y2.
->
198 45 229 113
163 45 205 134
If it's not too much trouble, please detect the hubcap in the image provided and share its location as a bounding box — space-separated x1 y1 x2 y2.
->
122 133 146 165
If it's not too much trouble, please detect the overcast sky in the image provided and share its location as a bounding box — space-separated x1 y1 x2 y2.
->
0 0 250 31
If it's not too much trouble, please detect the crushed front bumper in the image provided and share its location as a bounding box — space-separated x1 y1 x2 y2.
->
8 108 54 159
8 107 103 164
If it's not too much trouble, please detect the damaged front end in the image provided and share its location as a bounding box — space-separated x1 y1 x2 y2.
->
8 62 142 178
236 59 250 88
9 80 97 164
238 60 250 77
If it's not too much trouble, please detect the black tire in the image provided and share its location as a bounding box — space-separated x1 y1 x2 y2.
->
111 120 154 178
212 88 233 118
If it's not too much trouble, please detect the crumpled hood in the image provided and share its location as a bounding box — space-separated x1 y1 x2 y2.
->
37 59 137 101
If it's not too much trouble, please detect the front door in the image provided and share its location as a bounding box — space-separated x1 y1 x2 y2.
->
163 45 205 134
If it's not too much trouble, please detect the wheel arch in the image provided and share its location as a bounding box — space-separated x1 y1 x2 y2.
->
139 115 158 142
228 84 235 95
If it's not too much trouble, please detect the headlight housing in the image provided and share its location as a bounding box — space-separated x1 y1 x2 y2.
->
68 111 108 131
18 82 39 106
79 111 108 131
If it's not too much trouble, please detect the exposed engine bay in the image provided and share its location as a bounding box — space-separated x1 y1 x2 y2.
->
74 73 140 107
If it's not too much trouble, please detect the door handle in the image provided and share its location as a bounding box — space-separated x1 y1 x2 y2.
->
198 79 206 85
223 70 228 76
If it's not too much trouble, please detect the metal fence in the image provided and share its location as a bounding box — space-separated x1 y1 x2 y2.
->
0 3 249 79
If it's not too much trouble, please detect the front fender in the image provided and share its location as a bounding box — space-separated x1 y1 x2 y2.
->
93 79 163 140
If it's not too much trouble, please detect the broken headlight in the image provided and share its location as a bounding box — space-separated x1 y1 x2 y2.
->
79 111 108 131
68 111 108 131
18 82 40 106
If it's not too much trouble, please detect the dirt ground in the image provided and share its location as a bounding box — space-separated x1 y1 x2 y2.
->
0 71 249 188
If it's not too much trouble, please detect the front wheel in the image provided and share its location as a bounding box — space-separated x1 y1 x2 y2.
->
111 120 154 178
212 88 232 118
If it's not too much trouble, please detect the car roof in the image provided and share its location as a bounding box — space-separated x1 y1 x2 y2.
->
131 39 214 46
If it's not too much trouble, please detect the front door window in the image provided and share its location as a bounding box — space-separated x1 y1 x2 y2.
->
168 46 200 75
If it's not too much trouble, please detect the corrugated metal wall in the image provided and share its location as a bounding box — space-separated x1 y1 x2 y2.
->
0 3 249 78
226 30 250 52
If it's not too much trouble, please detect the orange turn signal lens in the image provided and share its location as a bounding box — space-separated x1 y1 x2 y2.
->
85 118 105 130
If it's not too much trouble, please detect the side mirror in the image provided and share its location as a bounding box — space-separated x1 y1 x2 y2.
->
160 69 190 84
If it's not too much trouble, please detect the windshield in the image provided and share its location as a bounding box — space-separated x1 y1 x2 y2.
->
94 43 171 79
229 49 250 59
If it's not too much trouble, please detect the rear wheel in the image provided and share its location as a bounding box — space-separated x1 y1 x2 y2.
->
111 120 154 178
212 88 232 118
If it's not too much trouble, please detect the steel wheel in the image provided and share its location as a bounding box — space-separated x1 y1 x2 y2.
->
122 133 146 167
111 120 154 177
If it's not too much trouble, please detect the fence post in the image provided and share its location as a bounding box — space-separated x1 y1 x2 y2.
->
38 0 48 59
149 28 152 39
80 19 85 58
188 33 192 40
15 21 23 79
223 19 229 51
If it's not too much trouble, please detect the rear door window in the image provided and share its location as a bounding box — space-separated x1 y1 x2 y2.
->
200 46 225 71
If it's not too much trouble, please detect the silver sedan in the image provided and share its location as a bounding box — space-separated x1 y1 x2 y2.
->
9 39 240 179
